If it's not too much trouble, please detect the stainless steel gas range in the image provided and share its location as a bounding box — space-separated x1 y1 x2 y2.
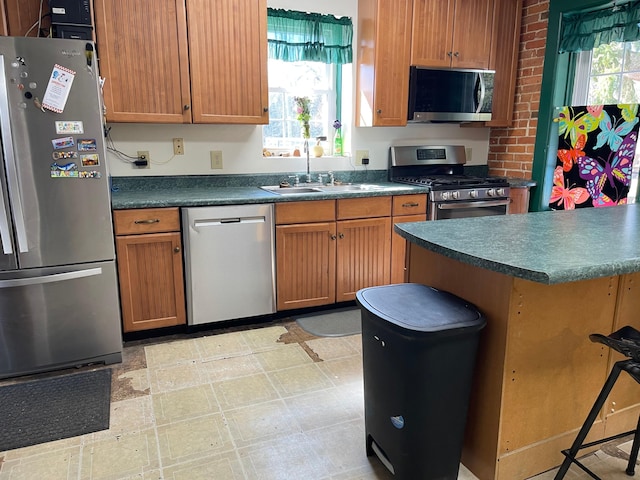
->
389 145 511 220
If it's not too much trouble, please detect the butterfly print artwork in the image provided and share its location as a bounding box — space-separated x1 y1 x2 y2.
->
577 129 636 199
549 166 589 210
557 134 586 172
552 103 640 210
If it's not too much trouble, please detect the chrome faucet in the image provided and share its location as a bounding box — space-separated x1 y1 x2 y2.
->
304 139 311 183
328 171 335 185
288 174 300 187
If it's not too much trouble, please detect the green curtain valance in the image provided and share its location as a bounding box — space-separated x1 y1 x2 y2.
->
267 8 353 64
560 1 640 52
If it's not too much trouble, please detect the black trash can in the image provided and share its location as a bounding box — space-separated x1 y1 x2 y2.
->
356 283 486 480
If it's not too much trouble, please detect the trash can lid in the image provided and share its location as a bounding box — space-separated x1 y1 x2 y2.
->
356 283 485 332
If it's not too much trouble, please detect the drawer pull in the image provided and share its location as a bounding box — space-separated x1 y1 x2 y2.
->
134 219 160 225
402 202 419 207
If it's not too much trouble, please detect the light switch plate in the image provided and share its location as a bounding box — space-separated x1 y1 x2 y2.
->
210 150 223 169
173 138 184 155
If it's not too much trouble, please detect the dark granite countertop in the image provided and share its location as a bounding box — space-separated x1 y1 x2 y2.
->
395 204 640 284
110 171 427 209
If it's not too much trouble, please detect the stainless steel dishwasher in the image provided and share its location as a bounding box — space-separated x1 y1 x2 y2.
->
182 204 275 325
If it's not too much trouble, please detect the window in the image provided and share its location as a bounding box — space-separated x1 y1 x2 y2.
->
263 60 336 150
264 8 353 154
571 41 640 204
573 41 640 104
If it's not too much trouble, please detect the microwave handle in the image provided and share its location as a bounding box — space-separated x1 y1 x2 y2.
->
475 73 486 114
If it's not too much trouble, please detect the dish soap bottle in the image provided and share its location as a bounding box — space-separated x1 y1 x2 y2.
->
333 127 343 156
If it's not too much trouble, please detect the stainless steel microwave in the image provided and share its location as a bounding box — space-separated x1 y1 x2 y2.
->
407 66 494 123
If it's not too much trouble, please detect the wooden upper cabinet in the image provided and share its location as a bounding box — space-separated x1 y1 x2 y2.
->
356 0 412 127
486 0 522 127
412 0 495 70
94 0 268 124
94 0 192 123
187 0 268 124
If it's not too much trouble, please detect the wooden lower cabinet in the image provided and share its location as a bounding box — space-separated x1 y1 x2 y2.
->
275 222 337 311
336 217 391 302
508 187 531 214
390 194 428 284
113 208 186 332
275 197 393 310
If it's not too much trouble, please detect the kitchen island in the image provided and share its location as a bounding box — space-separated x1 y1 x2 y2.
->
395 204 640 480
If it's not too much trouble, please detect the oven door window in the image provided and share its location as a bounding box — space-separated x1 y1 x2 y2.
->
431 200 509 220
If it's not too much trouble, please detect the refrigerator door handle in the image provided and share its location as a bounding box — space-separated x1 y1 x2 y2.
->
0 267 102 288
0 55 28 253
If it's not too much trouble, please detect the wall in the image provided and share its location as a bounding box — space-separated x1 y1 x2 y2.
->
487 0 549 179
105 0 492 177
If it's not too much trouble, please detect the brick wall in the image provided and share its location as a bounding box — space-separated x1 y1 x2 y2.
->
488 0 549 178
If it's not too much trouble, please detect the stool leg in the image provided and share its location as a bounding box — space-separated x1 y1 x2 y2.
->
554 363 623 480
626 415 640 476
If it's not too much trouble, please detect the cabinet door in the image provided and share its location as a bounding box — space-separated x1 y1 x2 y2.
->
450 0 494 69
187 0 268 124
94 0 192 123
411 0 455 67
336 217 391 302
276 223 336 310
508 187 530 214
116 232 186 332
357 0 412 126
486 0 522 127
391 214 426 284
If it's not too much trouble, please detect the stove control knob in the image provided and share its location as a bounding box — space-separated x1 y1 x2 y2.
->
452 191 460 200
469 190 478 199
496 188 506 196
487 189 495 197
441 192 450 200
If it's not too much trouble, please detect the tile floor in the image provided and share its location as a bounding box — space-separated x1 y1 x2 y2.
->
0 317 636 479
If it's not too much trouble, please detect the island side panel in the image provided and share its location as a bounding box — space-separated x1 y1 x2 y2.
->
407 244 514 480
604 272 640 438
497 275 618 479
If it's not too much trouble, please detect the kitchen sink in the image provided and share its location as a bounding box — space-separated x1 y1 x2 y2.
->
260 183 415 195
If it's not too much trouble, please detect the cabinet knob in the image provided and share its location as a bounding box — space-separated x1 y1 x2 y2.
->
174 246 181 253
376 109 382 114
183 104 191 111
330 234 337 240
338 232 344 239
447 51 453 57
453 51 460 57
263 107 269 113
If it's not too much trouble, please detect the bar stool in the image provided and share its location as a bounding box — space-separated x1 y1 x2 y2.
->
554 326 640 479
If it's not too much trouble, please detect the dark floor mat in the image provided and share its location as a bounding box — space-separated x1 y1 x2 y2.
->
295 307 362 337
0 368 111 452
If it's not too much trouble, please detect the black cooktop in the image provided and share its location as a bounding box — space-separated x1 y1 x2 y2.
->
393 175 509 189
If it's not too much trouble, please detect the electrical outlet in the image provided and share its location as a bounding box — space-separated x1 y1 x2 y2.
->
210 150 223 169
355 150 369 166
173 138 184 155
465 147 473 162
135 151 150 168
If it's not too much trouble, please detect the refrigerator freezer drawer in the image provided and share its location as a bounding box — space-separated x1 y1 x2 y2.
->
0 261 122 379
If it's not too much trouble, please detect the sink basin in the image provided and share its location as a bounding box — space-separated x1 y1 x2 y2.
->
260 183 416 195
261 185 323 195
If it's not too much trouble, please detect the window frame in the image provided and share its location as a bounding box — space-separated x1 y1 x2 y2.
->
531 0 629 212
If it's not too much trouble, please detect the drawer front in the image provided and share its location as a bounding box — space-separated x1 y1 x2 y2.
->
337 196 391 220
392 194 427 216
113 208 180 235
275 200 336 225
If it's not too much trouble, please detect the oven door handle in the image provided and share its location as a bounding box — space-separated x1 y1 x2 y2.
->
437 199 511 210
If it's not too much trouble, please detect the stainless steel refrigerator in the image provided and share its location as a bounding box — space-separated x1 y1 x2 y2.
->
0 37 122 379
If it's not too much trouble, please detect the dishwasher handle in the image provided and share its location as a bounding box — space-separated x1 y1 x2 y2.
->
193 216 266 228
